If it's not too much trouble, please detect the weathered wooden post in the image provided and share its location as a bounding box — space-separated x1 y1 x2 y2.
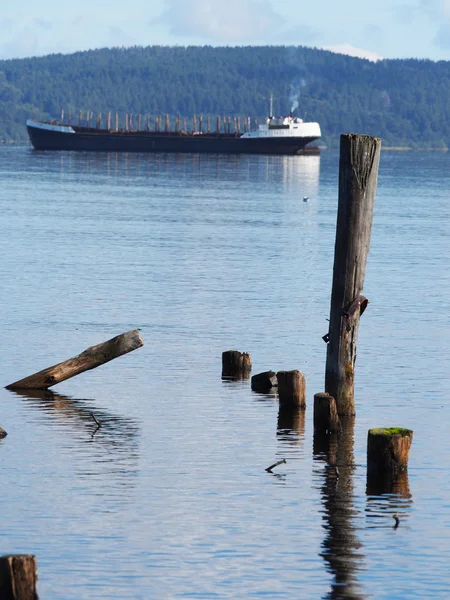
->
325 134 381 415
0 555 37 600
367 428 413 475
6 330 144 390
277 370 306 409
251 370 277 393
314 392 341 434
222 350 251 379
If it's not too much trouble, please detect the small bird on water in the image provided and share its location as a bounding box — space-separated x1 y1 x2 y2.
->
393 513 400 529
303 196 309 202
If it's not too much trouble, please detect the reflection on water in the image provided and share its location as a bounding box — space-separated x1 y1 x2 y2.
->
366 470 413 530
277 407 305 447
10 388 139 460
314 418 366 599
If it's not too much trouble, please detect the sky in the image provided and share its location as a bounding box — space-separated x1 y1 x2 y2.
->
0 0 449 62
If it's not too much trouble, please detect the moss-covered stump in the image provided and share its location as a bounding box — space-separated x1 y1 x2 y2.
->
367 428 413 476
221 350 252 379
277 370 306 409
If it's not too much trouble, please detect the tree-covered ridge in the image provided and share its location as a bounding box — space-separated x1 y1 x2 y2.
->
0 45 449 148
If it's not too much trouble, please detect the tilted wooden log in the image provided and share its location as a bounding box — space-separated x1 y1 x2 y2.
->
325 133 381 415
0 555 37 600
6 330 144 390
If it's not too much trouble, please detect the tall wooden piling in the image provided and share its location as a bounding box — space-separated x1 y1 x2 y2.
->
325 134 381 415
277 370 306 409
222 350 251 379
0 555 37 600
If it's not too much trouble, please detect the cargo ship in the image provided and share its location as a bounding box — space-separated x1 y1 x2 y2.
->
26 112 321 156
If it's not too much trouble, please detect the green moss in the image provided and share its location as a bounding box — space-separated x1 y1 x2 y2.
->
369 427 412 437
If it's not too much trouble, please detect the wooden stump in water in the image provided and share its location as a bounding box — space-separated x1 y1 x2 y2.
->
221 350 251 379
0 426 7 438
277 370 306 409
0 555 38 600
251 370 277 393
314 392 341 434
367 428 413 476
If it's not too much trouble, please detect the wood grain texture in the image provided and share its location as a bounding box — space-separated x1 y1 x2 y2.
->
6 330 144 390
325 133 381 415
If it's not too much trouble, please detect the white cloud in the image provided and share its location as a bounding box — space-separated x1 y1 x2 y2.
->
152 0 285 42
323 43 383 62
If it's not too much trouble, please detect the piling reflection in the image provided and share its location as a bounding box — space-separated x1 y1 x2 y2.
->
314 417 366 599
277 407 305 447
366 469 413 529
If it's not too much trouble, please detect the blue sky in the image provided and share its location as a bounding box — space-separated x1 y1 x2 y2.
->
0 0 449 61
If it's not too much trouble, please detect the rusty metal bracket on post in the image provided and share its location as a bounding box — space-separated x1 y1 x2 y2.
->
343 295 368 318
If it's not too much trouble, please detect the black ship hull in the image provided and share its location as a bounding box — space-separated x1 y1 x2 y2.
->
27 123 319 155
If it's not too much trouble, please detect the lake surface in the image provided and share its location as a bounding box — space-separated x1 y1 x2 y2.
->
0 145 449 599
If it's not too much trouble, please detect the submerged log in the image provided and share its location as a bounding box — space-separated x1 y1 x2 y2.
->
0 555 38 600
367 428 413 476
221 350 251 379
251 370 277 393
6 330 144 390
325 133 381 415
277 370 306 409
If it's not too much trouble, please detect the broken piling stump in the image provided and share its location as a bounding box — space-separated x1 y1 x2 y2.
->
0 554 38 600
277 370 306 409
325 133 381 416
221 350 251 379
6 330 144 390
0 427 7 438
367 428 413 477
314 392 341 434
251 370 277 393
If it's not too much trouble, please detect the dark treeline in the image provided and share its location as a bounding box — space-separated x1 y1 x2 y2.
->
0 45 449 148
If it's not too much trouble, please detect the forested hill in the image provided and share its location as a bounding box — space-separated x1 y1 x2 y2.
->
0 45 449 148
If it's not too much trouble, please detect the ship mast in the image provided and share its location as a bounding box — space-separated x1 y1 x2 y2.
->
269 93 273 119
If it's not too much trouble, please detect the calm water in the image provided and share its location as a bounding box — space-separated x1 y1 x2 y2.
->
0 146 449 599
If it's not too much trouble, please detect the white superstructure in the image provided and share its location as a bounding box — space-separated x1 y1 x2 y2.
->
26 119 75 134
241 115 321 139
